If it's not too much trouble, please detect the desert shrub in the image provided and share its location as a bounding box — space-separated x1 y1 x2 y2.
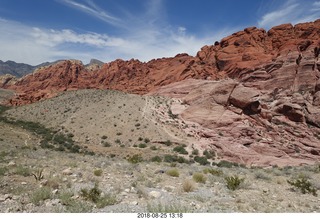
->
101 135 108 140
192 149 199 155
59 190 75 206
287 176 317 196
0 167 8 176
216 160 237 168
31 187 52 206
173 146 188 155
103 141 111 147
254 171 271 181
194 156 209 165
203 149 215 159
225 175 244 191
138 143 147 148
15 165 31 177
182 180 196 192
163 154 188 164
127 154 143 164
150 146 157 150
164 140 172 146
192 172 206 183
203 168 223 176
115 139 121 144
80 183 118 208
95 193 118 208
150 156 162 162
166 168 179 177
94 169 103 176
144 138 150 143
116 132 122 136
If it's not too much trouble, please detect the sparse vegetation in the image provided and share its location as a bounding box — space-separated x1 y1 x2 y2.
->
127 154 143 164
182 180 196 192
225 175 244 191
287 176 317 196
164 140 172 146
194 156 209 165
173 145 188 155
203 149 215 159
193 172 206 183
32 168 44 181
166 168 179 177
15 165 31 177
93 169 103 176
150 156 162 162
30 187 52 206
203 168 223 176
80 183 118 208
138 143 147 148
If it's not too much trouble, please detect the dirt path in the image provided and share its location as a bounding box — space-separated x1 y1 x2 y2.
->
142 95 186 142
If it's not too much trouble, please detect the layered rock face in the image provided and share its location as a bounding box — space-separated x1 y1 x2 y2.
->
151 78 320 167
3 19 320 105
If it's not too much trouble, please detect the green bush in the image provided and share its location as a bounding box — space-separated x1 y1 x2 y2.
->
194 156 209 165
225 175 244 191
287 176 317 196
216 160 237 168
203 149 215 159
80 183 101 203
127 154 143 164
193 172 206 183
138 143 147 148
163 154 188 164
203 168 223 176
150 156 162 162
192 149 199 155
166 168 179 177
173 146 188 155
93 169 103 176
164 140 172 146
31 187 52 206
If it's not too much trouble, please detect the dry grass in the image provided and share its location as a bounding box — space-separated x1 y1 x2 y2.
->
182 180 196 192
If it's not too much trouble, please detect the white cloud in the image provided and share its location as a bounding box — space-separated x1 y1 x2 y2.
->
258 0 320 29
58 0 123 27
0 18 230 65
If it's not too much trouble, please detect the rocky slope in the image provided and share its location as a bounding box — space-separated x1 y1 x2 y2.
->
4 19 320 106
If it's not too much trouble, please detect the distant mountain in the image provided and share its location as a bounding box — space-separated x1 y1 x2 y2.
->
0 60 59 78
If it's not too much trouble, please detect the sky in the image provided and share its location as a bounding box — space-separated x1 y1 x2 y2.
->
0 0 319 65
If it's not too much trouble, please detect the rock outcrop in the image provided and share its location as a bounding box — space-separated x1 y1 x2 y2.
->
151 78 320 167
2 19 320 105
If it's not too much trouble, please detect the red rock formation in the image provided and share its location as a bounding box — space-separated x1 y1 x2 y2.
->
2 19 320 106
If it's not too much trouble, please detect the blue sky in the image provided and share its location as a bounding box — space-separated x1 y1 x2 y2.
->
0 0 319 65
